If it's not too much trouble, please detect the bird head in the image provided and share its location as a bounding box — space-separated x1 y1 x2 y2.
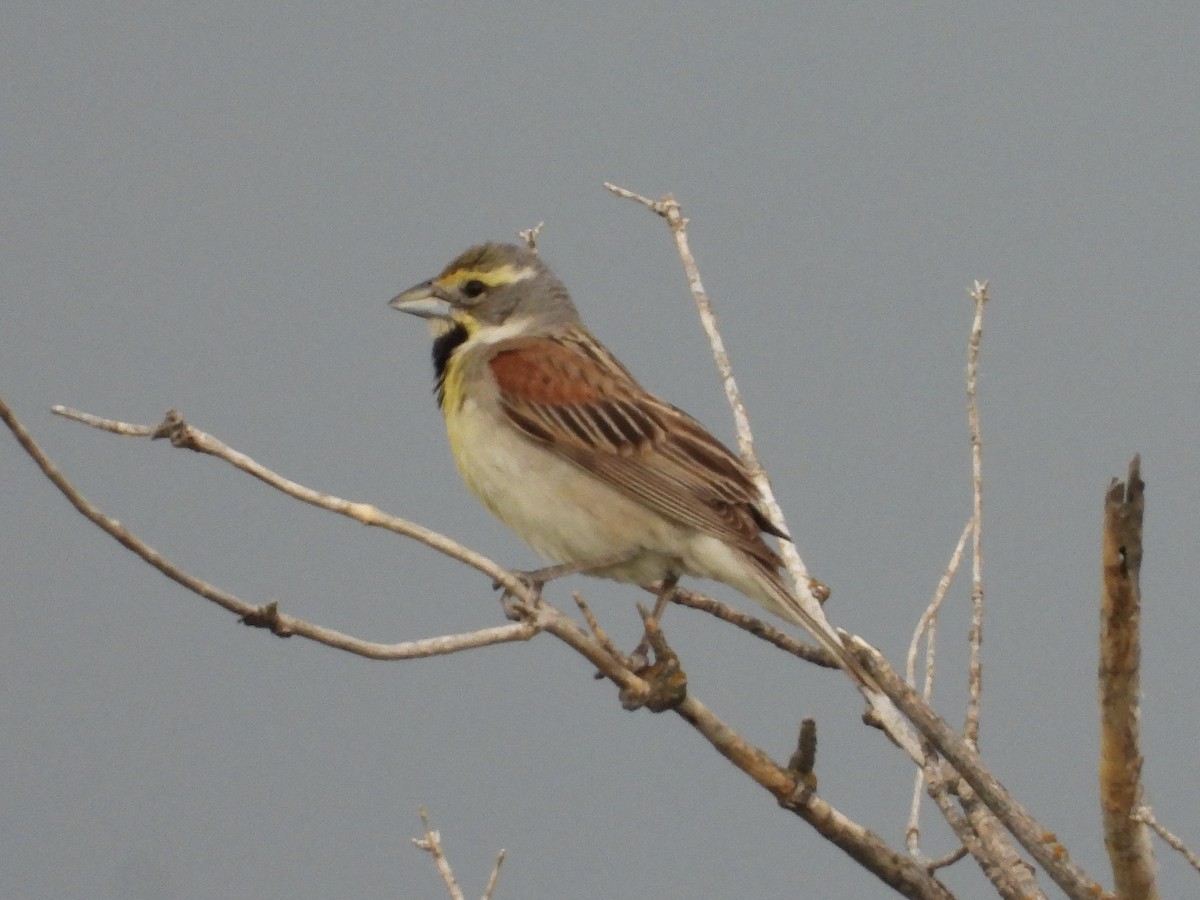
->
390 243 580 337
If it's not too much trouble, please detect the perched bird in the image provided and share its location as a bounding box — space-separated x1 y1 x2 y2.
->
391 242 866 682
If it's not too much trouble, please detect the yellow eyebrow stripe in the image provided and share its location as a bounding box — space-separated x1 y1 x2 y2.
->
435 264 537 289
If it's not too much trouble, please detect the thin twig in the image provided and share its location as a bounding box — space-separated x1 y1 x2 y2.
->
46 406 158 435
907 517 975 690
925 846 969 872
413 807 465 900
517 221 544 252
667 586 837 668
964 281 988 746
573 593 626 665
601 184 818 597
1133 807 1200 874
482 849 507 900
604 183 924 762
906 516 974 855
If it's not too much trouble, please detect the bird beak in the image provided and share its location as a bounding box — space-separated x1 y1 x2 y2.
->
389 281 452 320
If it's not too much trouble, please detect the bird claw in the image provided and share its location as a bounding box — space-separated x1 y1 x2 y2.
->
809 577 831 605
493 570 546 620
620 656 687 712
619 612 686 712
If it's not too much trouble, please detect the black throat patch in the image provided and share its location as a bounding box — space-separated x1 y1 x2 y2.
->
431 322 469 408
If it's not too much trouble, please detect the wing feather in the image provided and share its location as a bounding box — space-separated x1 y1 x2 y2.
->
487 332 786 564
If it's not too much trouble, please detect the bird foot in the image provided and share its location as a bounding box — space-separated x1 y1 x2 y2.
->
619 607 687 712
624 574 678 668
809 577 831 605
493 569 553 620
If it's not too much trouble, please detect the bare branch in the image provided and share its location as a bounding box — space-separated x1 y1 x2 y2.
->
49 405 157 435
922 759 1043 899
240 604 538 660
573 593 627 665
1101 457 1158 899
925 845 968 873
605 183 924 761
413 807 465 900
964 280 988 746
907 516 975 690
674 695 954 900
518 583 954 897
906 516 975 856
666 585 838 668
855 641 1114 900
411 812 506 900
544 594 949 895
482 849 507 900
602 183 824 603
958 783 1045 899
51 406 534 600
1133 807 1200 876
0 396 539 660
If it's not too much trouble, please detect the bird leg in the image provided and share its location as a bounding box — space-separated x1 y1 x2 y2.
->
493 551 642 620
628 574 679 670
620 600 687 712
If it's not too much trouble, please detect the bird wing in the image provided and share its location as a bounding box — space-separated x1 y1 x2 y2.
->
487 331 786 566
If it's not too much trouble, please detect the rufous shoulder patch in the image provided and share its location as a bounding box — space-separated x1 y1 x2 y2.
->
489 344 606 405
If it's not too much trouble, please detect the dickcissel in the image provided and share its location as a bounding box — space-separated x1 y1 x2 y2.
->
391 242 865 682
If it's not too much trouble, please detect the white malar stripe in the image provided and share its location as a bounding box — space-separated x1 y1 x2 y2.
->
464 315 544 346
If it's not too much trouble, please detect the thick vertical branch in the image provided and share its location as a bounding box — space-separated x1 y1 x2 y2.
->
1100 456 1158 899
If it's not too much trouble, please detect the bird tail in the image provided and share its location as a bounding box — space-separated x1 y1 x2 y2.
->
751 565 925 760
751 565 881 694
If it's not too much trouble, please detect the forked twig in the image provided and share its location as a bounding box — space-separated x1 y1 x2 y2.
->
413 807 465 900
906 516 974 856
51 405 534 600
0 399 538 659
411 808 507 900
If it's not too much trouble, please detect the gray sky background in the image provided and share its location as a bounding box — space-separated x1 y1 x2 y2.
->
4 5 1199 898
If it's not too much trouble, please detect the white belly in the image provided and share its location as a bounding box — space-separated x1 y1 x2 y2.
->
445 397 686 584
441 395 788 621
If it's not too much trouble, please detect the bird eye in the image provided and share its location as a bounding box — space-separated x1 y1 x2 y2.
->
462 279 486 299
